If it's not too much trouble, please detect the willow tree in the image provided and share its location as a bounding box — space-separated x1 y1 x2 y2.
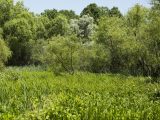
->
45 35 80 75
3 2 36 65
143 0 160 81
125 4 150 75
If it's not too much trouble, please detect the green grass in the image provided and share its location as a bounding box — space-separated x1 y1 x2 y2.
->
0 67 160 120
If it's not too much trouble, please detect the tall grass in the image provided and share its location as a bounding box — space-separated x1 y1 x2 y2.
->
0 68 160 119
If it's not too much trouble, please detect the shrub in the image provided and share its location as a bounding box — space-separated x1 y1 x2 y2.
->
0 39 11 70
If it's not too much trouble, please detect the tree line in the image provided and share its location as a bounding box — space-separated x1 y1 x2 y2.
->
0 0 159 79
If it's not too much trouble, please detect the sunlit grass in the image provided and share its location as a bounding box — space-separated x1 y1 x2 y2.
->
0 67 160 119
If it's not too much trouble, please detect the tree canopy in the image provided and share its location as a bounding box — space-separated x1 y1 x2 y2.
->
0 0 159 80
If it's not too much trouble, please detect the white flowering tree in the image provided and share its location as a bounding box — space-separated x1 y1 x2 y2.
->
70 15 96 43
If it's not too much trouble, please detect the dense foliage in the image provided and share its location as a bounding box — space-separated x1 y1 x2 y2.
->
0 0 159 78
0 39 11 70
0 1 160 119
0 67 159 119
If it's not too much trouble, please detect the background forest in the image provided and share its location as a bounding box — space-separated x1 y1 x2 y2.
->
0 0 159 79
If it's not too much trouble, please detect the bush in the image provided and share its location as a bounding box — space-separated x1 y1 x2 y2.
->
0 39 11 70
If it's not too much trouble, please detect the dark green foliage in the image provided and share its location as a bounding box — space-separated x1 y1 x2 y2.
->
59 10 78 20
0 0 159 78
99 7 110 17
152 0 160 9
80 3 101 22
81 4 122 22
41 9 58 20
109 7 122 17
46 15 69 38
146 2 160 79
4 17 34 65
0 0 13 26
0 39 11 70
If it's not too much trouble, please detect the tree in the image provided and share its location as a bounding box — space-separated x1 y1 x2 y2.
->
125 4 151 76
0 39 11 70
142 0 160 80
10 1 29 19
59 10 78 20
41 9 58 20
96 16 143 74
151 0 160 10
34 16 46 40
96 16 123 72
80 3 101 22
109 7 122 17
126 4 149 38
45 35 107 74
3 3 36 65
0 0 13 26
99 7 109 17
4 18 34 65
46 15 69 38
45 35 80 75
70 15 96 42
